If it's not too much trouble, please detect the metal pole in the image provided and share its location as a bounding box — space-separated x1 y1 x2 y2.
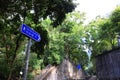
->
23 38 32 80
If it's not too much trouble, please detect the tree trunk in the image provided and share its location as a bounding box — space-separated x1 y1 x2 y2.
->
7 69 13 80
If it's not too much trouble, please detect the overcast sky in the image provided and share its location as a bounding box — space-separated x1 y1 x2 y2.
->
74 0 120 23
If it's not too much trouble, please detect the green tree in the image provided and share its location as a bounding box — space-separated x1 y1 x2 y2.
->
0 0 76 79
82 5 120 74
62 12 89 68
88 5 120 58
110 5 120 33
45 11 89 68
86 17 113 57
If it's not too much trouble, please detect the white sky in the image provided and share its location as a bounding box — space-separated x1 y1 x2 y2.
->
74 0 120 23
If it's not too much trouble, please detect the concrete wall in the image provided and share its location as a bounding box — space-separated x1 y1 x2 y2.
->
35 59 86 80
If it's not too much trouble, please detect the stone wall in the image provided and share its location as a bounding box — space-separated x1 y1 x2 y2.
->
35 59 86 80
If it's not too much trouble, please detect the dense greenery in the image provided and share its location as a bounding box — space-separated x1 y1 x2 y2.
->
87 5 120 58
0 0 75 79
42 12 89 68
0 0 120 79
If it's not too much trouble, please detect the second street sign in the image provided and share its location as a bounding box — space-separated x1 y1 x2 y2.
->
20 24 41 42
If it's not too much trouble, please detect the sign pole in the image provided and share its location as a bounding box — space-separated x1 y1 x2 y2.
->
20 24 41 80
23 38 32 80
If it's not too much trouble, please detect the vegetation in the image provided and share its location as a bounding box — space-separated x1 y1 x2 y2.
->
0 0 75 79
0 0 120 79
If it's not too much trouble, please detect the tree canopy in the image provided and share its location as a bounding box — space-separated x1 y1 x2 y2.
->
0 0 76 79
0 0 75 26
0 0 120 79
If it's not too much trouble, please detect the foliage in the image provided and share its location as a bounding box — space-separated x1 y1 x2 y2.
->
0 0 75 26
0 0 75 79
81 5 120 75
110 5 120 31
87 5 120 58
86 17 112 57
41 12 89 69
0 0 120 79
39 4 120 75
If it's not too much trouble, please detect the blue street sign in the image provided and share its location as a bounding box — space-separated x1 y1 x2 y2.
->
20 24 41 42
77 64 81 70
